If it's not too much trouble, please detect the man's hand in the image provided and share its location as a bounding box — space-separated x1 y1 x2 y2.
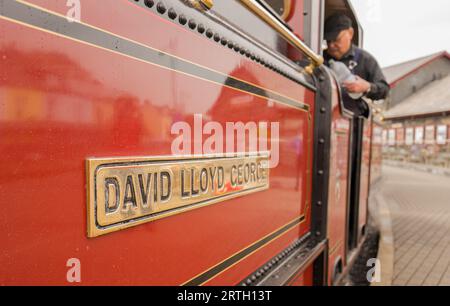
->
343 76 371 94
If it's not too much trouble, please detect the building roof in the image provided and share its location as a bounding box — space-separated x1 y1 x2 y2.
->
384 75 450 119
383 51 450 85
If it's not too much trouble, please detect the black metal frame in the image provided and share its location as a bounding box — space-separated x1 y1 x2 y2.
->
346 116 364 251
238 65 334 286
309 66 334 285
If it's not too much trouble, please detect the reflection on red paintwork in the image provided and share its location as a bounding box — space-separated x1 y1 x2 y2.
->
0 6 313 284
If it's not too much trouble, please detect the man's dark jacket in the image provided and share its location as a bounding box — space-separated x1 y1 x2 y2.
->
325 44 390 101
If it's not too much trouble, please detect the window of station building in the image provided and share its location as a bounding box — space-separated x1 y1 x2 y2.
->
388 129 396 146
425 125 436 144
382 129 388 146
437 125 448 145
405 127 414 146
396 128 405 145
263 0 292 20
448 125 450 141
415 126 424 145
373 127 383 145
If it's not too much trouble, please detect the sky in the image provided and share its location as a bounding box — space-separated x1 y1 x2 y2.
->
349 0 450 68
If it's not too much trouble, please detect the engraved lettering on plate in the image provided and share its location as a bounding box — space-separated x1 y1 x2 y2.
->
86 153 270 237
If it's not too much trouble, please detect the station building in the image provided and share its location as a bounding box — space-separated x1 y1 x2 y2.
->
381 51 450 167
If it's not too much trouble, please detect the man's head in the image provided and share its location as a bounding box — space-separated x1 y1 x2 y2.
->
324 14 354 60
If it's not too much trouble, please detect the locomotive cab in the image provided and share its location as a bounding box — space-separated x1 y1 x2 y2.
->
321 0 375 282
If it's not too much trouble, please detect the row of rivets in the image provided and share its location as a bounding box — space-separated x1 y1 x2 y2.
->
133 0 301 83
240 236 310 286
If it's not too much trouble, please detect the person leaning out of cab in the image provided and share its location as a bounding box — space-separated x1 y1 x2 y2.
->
323 14 390 115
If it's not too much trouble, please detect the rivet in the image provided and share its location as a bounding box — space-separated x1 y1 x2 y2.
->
144 0 155 8
205 29 213 38
213 33 221 42
197 24 205 34
318 170 324 175
156 2 166 14
168 8 177 19
319 138 325 144
320 107 326 113
188 19 197 29
179 14 187 25
316 231 321 236
220 38 228 45
317 201 323 206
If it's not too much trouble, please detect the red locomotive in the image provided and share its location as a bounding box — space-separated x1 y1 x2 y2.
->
0 0 382 285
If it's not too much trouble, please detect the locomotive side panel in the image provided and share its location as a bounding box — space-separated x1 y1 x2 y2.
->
0 0 315 285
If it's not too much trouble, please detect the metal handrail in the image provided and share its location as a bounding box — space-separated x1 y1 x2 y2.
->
240 0 324 74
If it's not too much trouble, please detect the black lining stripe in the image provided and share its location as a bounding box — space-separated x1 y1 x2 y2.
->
0 0 309 112
182 215 305 286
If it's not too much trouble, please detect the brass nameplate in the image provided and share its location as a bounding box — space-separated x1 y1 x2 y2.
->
86 153 270 237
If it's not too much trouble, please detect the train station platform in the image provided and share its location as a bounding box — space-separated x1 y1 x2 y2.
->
371 165 450 286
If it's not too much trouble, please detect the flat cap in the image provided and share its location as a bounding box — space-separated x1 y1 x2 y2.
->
324 14 353 41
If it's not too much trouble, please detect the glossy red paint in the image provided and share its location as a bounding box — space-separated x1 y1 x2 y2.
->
24 0 304 102
287 265 313 286
285 0 307 62
0 1 315 285
285 0 305 39
326 79 351 285
358 119 372 242
370 122 383 184
203 224 306 286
